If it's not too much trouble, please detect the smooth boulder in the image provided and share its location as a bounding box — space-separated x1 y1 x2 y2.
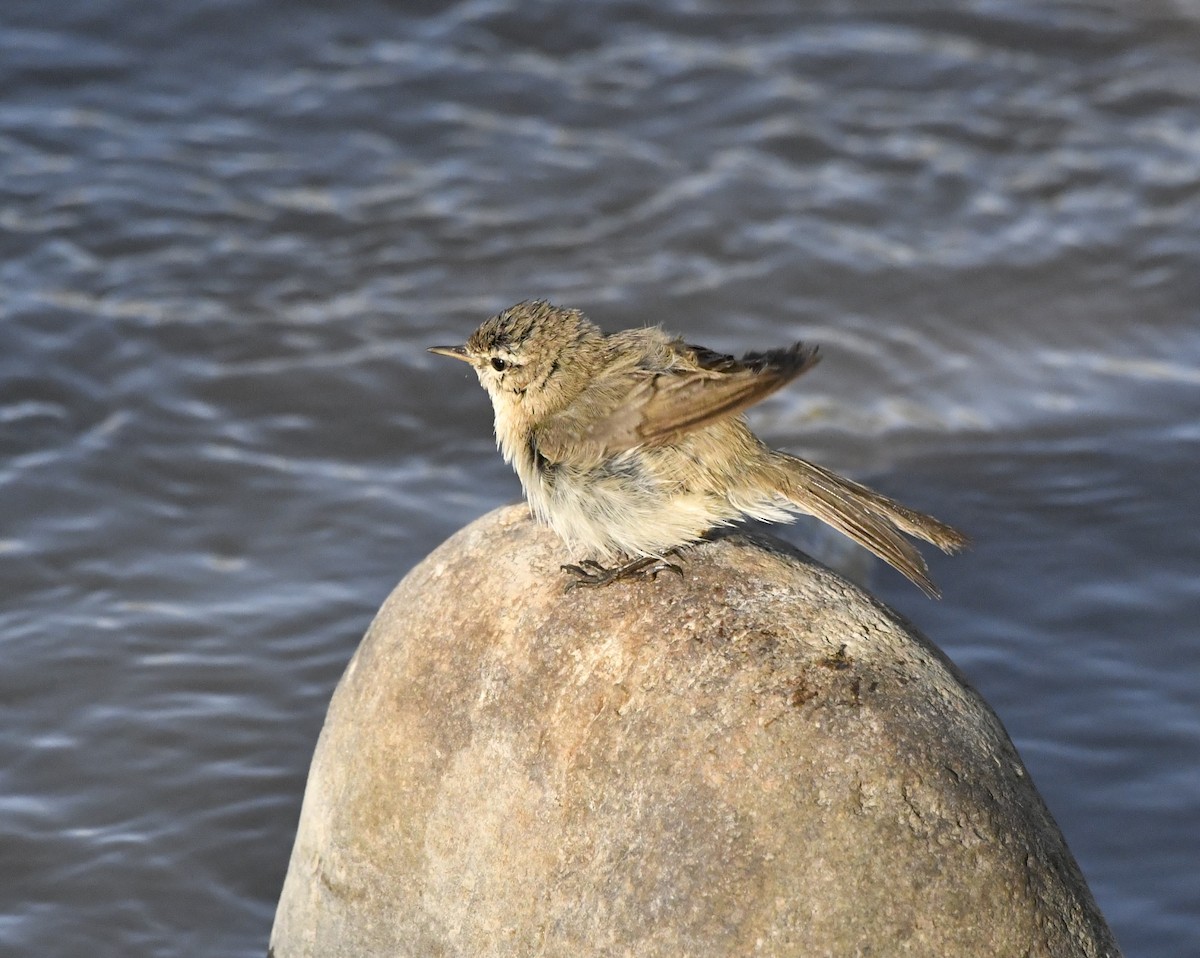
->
270 504 1122 958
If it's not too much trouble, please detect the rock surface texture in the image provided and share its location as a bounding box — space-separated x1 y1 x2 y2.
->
270 505 1122 958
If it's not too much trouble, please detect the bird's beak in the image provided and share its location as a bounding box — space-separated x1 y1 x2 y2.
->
428 344 471 363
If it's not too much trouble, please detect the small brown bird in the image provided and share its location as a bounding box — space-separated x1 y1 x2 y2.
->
430 300 967 596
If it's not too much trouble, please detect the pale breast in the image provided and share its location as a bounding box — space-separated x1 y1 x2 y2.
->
515 444 735 558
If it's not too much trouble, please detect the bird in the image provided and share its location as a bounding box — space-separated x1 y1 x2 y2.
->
430 300 967 596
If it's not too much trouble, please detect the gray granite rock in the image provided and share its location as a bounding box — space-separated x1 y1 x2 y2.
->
270 504 1122 958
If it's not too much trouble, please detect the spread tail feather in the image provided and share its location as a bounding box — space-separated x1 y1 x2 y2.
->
770 453 969 598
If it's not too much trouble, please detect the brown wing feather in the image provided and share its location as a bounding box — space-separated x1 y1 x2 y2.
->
534 340 819 464
589 342 820 453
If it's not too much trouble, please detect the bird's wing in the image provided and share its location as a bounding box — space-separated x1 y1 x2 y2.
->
535 340 820 464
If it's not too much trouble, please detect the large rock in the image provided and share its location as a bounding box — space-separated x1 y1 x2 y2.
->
270 505 1121 958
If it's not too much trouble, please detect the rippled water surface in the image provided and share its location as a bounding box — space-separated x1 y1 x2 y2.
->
3 1 1199 954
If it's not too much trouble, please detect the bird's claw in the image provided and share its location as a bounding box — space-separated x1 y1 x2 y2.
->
560 552 684 591
560 561 619 590
650 560 684 580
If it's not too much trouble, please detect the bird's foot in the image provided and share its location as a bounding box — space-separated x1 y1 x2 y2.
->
561 552 684 591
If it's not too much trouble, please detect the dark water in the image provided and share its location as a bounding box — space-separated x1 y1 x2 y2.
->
2 0 1198 954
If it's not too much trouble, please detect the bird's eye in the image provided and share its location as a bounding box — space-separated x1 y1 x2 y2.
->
490 357 508 372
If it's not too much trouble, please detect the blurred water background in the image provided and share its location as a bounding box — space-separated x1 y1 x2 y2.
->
2 0 1198 954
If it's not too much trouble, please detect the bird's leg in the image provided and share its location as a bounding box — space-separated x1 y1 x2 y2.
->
561 550 685 590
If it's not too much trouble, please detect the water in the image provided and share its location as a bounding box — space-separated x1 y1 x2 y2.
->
2 1 1198 954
